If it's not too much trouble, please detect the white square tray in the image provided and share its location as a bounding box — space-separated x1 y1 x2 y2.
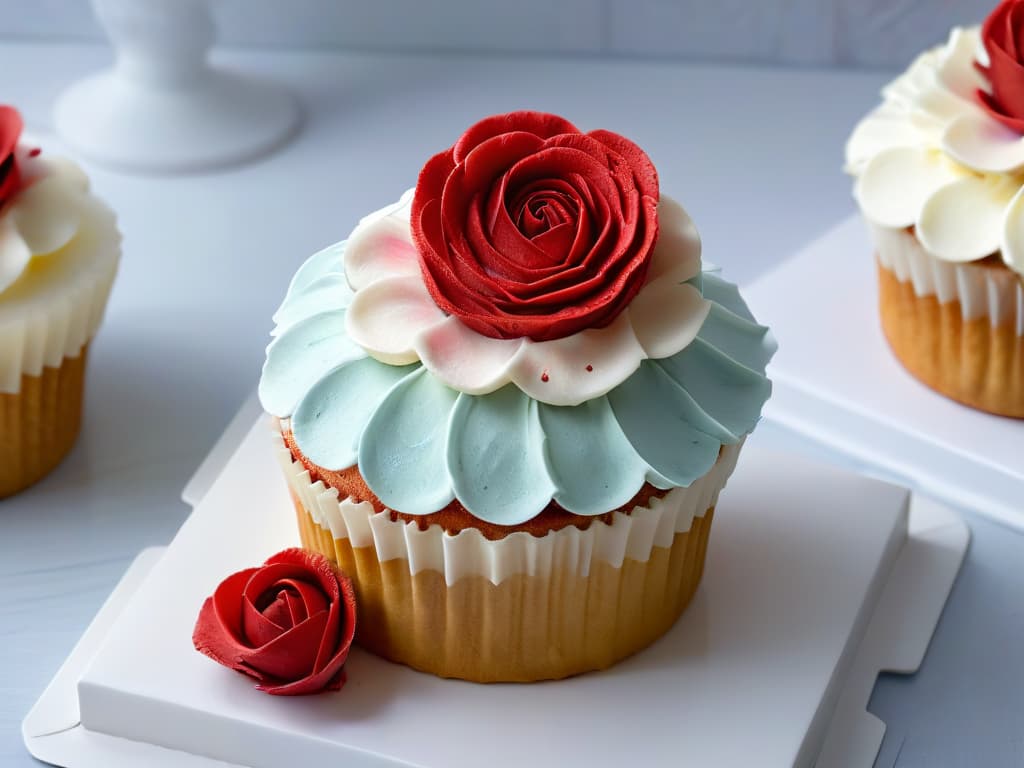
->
744 216 1023 530
23 400 968 768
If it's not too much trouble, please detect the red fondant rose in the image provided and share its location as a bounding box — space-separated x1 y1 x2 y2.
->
0 106 22 208
193 548 356 696
411 111 659 341
979 0 1024 132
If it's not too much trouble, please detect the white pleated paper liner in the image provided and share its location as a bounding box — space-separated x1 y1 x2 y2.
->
273 428 742 586
872 224 1024 335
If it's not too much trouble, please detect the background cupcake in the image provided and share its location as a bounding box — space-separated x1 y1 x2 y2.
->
259 111 775 682
846 1 1024 417
0 106 121 497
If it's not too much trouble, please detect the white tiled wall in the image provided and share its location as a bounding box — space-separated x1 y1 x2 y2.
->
0 0 997 68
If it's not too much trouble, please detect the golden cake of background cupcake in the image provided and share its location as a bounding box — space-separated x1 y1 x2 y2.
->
259 111 775 682
0 106 120 497
846 1 1024 417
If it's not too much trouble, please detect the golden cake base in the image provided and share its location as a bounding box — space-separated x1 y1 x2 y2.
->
295 500 714 683
878 264 1024 418
0 348 88 498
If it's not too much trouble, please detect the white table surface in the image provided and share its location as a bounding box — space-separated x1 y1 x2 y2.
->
0 42 1018 768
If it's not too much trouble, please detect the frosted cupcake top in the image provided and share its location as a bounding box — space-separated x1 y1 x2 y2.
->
845 1 1024 278
260 111 775 525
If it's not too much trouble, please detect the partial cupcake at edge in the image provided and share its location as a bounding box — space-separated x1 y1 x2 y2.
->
0 106 121 497
846 0 1024 418
258 110 776 682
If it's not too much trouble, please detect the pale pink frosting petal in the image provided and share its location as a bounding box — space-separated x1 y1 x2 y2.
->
942 112 1024 173
508 312 646 407
414 315 523 395
918 176 1010 262
628 280 710 359
345 275 446 365
1000 186 1024 275
854 146 958 229
344 201 419 291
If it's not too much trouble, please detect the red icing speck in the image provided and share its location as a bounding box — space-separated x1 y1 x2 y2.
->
28 147 40 157
541 371 550 382
585 364 593 372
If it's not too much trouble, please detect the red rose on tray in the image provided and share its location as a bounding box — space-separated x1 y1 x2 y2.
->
978 0 1024 132
0 106 23 207
411 110 659 342
193 548 356 695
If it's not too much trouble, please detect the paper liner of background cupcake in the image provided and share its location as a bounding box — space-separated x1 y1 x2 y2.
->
0 106 121 498
846 3 1024 417
191 110 776 692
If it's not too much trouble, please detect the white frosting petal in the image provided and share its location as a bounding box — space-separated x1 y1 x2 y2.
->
0 216 31 294
509 312 646 407
844 104 921 174
918 177 1010 262
1000 186 1024 275
942 113 1024 173
345 274 446 365
935 27 988 103
344 201 420 290
647 196 701 283
415 315 523 396
855 146 958 229
629 280 710 359
0 153 89 295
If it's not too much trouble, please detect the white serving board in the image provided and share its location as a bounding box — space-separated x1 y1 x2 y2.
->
744 215 1024 531
23 408 968 768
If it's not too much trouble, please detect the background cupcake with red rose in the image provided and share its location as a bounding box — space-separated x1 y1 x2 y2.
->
0 106 121 497
259 110 775 682
846 0 1024 417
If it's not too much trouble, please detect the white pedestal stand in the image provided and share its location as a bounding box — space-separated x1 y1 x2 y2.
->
53 0 299 173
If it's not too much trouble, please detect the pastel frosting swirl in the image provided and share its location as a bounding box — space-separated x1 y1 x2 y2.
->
259 193 775 525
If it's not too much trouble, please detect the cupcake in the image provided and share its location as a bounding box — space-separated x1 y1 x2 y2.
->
0 107 121 497
259 111 775 682
846 1 1024 417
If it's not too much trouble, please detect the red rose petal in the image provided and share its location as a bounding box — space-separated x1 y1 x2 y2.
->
979 1 1024 131
978 88 1024 133
193 569 259 667
243 593 290 646
453 111 579 164
236 610 330 680
0 105 23 205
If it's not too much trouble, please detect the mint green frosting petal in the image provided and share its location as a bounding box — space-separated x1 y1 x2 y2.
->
284 241 347 301
697 302 775 373
272 274 354 334
447 386 557 526
259 310 364 417
699 271 756 322
657 337 772 443
292 358 418 470
607 361 721 487
538 397 659 515
359 368 458 514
